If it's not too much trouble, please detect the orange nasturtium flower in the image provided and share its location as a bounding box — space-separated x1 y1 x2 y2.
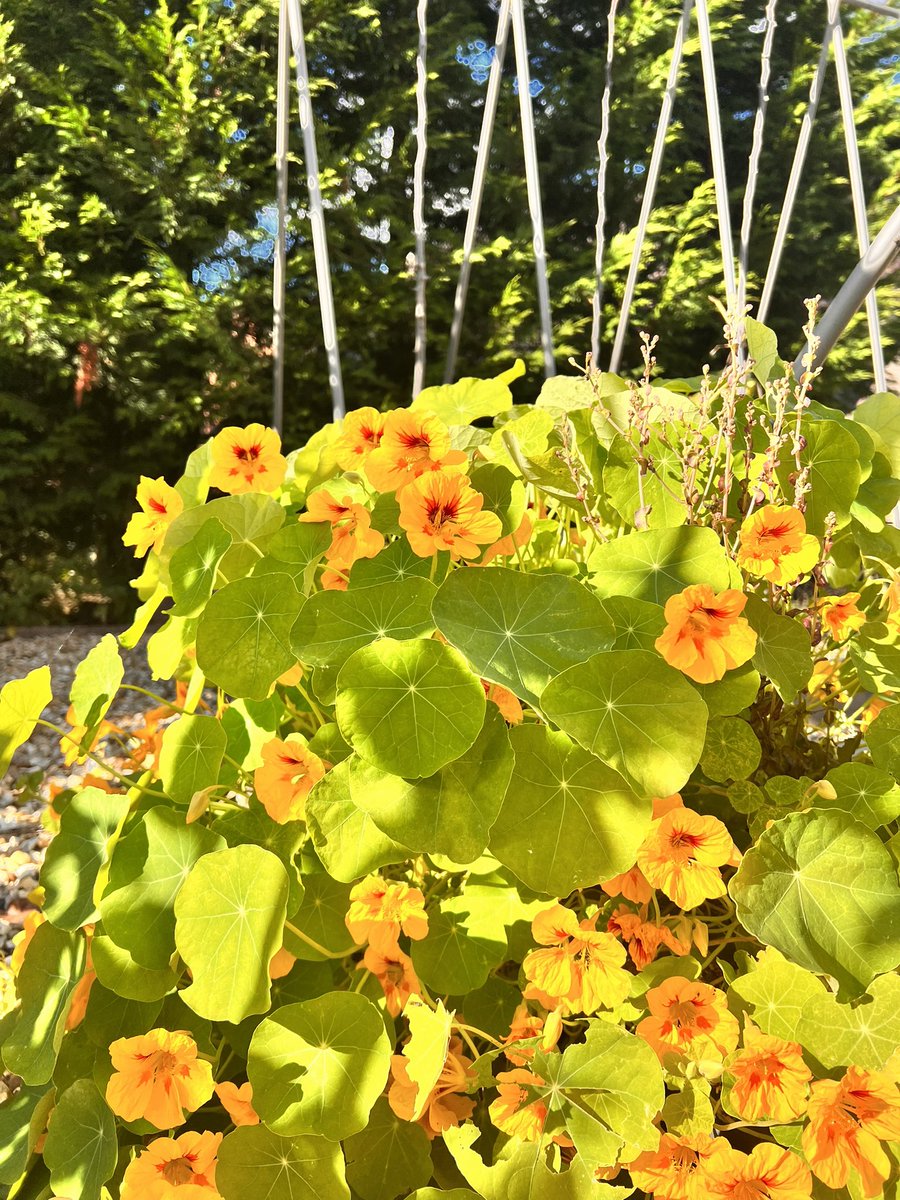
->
361 944 421 1017
365 409 467 492
637 805 734 910
254 735 326 824
705 1143 812 1200
208 423 287 495
398 469 503 559
299 488 384 572
637 976 739 1065
120 1130 223 1199
522 903 631 1016
629 1132 723 1200
655 584 757 684
122 476 185 558
481 512 533 564
736 504 820 585
606 906 690 971
388 1036 476 1138
345 876 429 953
215 1081 259 1127
502 1003 545 1065
334 406 386 470
106 1028 215 1129
818 591 865 641
10 910 46 974
802 1065 900 1197
484 680 524 724
600 863 654 905
489 1068 548 1142
725 1023 811 1122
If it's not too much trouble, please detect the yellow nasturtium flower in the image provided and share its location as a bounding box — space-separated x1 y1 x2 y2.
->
122 476 184 558
736 504 819 585
105 1028 214 1129
208 423 286 495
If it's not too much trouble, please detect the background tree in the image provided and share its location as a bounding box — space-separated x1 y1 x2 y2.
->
0 0 897 622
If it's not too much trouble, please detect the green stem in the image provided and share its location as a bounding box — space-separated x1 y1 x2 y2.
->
284 919 354 960
36 719 168 798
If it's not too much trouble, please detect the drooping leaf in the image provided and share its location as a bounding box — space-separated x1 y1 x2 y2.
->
90 935 177 1002
348 705 513 863
43 1080 117 1200
336 638 485 778
399 996 455 1120
0 666 52 777
744 317 780 384
69 634 123 728
101 806 225 970
196 573 301 700
305 759 413 883
3 924 87 1084
541 649 708 797
820 763 900 828
175 845 290 1022
855 392 900 476
169 517 233 616
0 1085 48 1185
588 526 732 604
42 787 130 930
730 810 900 997
432 566 615 709
488 725 650 895
217 1125 350 1200
533 1021 664 1166
291 578 436 669
343 1096 433 1200
411 897 508 994
158 713 227 806
247 992 391 1139
745 596 813 703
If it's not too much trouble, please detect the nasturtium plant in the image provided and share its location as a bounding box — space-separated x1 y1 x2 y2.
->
3 315 900 1200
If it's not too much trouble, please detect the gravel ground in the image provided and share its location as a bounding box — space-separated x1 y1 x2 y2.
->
0 627 173 957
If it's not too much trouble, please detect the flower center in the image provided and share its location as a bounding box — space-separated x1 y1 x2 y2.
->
234 443 262 463
148 497 168 515
160 1156 195 1186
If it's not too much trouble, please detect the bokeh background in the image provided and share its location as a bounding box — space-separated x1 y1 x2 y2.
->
1 0 898 622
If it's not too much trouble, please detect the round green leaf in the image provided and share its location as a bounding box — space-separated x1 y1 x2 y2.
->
411 896 508 994
266 521 333 594
432 566 614 709
215 801 305 913
588 526 732 604
728 948 826 1043
700 717 761 783
247 992 391 1139
101 806 225 970
866 703 900 778
336 638 485 778
597 595 666 651
42 787 130 930
821 763 900 829
348 705 513 862
43 1080 117 1200
306 759 412 883
350 538 434 587
604 432 687 528
196 573 301 700
0 1086 49 1186
730 810 900 998
344 1097 433 1200
412 362 523 423
797 971 900 1071
776 418 861 535
169 516 233 616
467 462 526 538
217 1125 350 1200
541 649 708 797
282 872 355 961
159 713 227 806
175 844 290 1022
695 662 761 718
745 596 813 702
164 493 285 580
90 935 177 1002
489 725 650 896
291 578 436 669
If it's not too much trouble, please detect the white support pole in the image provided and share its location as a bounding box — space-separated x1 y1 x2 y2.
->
591 0 618 368
285 0 345 420
272 0 290 433
511 0 555 378
737 0 778 319
792 204 900 378
829 0 888 393
695 0 737 308
412 0 428 398
444 0 512 384
758 8 838 324
609 0 692 374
